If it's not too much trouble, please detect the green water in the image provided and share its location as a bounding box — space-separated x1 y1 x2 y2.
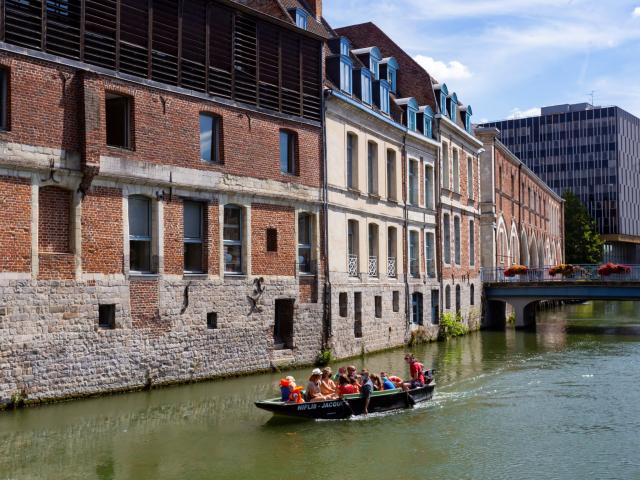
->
2 301 640 480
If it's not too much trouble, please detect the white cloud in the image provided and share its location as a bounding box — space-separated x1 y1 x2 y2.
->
413 55 472 82
406 0 568 19
507 107 542 120
633 6 640 17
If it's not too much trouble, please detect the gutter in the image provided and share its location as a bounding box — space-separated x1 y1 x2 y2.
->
322 88 332 345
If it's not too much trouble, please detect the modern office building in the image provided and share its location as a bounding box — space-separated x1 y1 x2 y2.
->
480 103 640 263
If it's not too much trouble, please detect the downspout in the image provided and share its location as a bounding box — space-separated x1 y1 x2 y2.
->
518 163 523 263
402 131 410 333
321 88 332 347
435 120 443 324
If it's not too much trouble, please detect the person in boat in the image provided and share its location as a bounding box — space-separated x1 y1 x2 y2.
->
320 367 338 398
360 370 374 415
333 366 347 382
306 368 330 402
346 365 357 381
403 354 425 390
348 375 361 393
279 377 292 401
337 374 357 397
379 372 398 390
369 373 383 391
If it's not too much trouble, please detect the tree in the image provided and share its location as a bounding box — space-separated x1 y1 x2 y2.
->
562 190 603 264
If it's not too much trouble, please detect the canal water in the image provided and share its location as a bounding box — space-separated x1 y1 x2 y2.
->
2 301 640 480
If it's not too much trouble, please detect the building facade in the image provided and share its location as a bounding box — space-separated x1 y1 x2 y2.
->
0 0 327 405
480 103 640 263
476 127 564 273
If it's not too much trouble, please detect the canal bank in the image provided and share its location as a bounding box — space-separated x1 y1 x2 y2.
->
1 301 639 480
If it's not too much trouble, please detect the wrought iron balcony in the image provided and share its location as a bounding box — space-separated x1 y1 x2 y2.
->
348 254 359 277
387 256 397 278
368 256 378 277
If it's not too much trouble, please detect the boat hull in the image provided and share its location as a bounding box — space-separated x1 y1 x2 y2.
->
255 383 435 420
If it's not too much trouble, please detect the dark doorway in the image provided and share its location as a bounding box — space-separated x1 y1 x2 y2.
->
274 299 295 349
411 292 423 325
354 292 363 338
431 290 440 324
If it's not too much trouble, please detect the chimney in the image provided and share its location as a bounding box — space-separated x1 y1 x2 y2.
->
308 0 322 20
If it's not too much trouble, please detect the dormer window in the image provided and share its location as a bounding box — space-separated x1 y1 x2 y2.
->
340 57 353 95
463 105 473 132
448 93 458 123
435 83 449 117
369 47 382 80
340 37 350 56
380 57 399 93
406 98 419 132
378 80 390 114
422 106 434 139
360 69 373 105
289 8 308 29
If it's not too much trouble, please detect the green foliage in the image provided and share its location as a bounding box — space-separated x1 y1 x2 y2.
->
439 312 469 339
506 312 516 324
563 190 603 264
408 327 431 346
315 349 333 367
8 389 27 409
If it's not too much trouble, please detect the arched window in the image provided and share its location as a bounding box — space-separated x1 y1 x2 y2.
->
223 205 243 274
346 132 358 189
452 149 460 193
454 216 461 265
368 223 379 277
386 149 397 201
367 141 378 194
425 164 435 209
445 285 451 309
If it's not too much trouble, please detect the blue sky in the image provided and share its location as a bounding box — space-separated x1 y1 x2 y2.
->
323 0 640 122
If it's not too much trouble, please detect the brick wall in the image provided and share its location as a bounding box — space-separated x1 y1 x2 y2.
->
129 279 162 330
299 276 318 303
38 186 72 254
251 203 296 276
207 202 220 276
164 198 184 276
0 175 31 273
81 186 123 274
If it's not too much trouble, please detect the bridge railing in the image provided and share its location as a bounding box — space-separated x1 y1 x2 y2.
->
481 265 640 283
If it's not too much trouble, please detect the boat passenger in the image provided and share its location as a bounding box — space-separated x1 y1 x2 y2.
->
289 385 305 404
347 365 357 381
306 368 328 402
320 368 338 398
379 372 397 390
337 375 356 396
403 354 425 390
369 373 383 391
360 370 374 415
333 366 347 382
348 375 361 393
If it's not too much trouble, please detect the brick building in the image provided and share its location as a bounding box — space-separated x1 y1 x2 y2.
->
0 0 327 405
476 127 564 272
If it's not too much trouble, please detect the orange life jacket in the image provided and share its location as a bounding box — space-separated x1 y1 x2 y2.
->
289 386 305 404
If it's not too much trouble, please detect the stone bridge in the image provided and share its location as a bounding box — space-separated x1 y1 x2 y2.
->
482 265 640 329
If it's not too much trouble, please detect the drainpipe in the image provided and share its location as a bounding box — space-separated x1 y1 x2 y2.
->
402 131 410 332
518 163 523 263
435 121 443 324
322 89 332 346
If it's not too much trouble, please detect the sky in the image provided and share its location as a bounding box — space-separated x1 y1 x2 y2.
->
323 0 640 123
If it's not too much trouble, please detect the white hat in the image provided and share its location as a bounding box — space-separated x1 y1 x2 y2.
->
311 368 322 375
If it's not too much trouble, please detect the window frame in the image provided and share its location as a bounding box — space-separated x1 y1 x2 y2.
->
105 92 132 149
409 230 420 278
454 215 461 265
367 140 378 195
467 155 474 199
346 132 357 189
223 205 244 275
379 80 390 114
298 213 313 274
279 129 297 175
0 68 7 131
426 231 436 278
128 195 153 274
425 164 434 210
408 159 419 205
340 56 353 95
386 149 396 201
361 69 373 105
443 213 451 265
183 201 205 274
469 219 475 267
200 113 221 163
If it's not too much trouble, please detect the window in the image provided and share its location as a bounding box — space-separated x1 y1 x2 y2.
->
387 226 397 278
298 213 312 273
455 285 461 313
454 216 461 265
339 38 350 56
392 291 400 312
453 149 460 193
464 105 472 132
369 48 381 79
443 145 450 189
340 57 353 94
387 66 397 93
445 285 451 309
279 130 297 174
467 156 473 199
98 305 116 330
367 141 378 194
368 223 379 277
469 220 475 267
106 93 131 148
386 149 396 200
426 232 435 278
408 106 417 131
409 160 418 205
425 165 434 209
184 201 204 273
361 70 372 105
379 81 390 114
207 312 218 329
346 132 357 189
274 299 295 349
470 284 475 306
443 213 451 264
200 113 221 163
339 292 348 317
294 9 307 29
374 296 382 318
347 219 359 276
409 230 419 278
423 107 434 139
354 292 362 338
449 93 458 122
411 292 423 325
129 195 152 273
438 84 449 117
0 69 7 130
223 206 243 274
266 228 278 252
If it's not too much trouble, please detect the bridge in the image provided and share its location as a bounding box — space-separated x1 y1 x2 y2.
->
482 265 640 329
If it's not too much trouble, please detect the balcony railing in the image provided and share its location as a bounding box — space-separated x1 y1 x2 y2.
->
348 254 359 277
368 256 378 277
482 264 640 283
387 256 396 278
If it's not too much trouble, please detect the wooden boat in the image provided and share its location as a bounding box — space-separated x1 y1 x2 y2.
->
255 382 435 420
